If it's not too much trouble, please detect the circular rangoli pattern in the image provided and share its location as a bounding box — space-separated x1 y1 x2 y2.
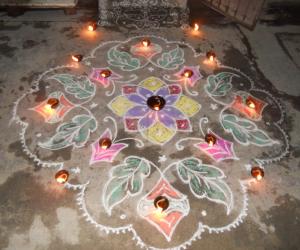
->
13 36 289 249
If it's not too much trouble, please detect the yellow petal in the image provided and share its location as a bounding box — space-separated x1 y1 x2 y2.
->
140 77 164 91
175 96 201 117
109 96 135 116
143 122 175 144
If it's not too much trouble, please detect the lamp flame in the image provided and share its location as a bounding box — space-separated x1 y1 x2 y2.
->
193 23 199 31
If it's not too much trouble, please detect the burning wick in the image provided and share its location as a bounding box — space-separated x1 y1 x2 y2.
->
251 166 264 181
99 138 112 150
206 51 216 62
72 54 83 62
47 98 59 109
147 96 166 111
246 98 256 109
193 23 199 31
100 69 112 78
55 170 69 184
141 38 151 47
182 69 194 78
205 133 217 146
87 22 97 31
154 196 169 212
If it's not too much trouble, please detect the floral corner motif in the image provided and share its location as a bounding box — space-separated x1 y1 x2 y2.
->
174 65 203 87
89 67 121 88
231 93 267 120
30 91 75 123
195 130 238 162
137 178 190 242
90 128 128 164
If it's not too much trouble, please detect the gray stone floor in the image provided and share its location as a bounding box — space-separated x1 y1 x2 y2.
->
0 1 299 250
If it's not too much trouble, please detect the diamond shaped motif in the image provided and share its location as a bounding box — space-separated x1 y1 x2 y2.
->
137 178 190 242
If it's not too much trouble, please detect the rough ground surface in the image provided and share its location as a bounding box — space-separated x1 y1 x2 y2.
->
0 0 299 250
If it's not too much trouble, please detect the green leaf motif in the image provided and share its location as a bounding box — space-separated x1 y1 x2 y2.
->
205 72 238 96
103 157 150 215
221 114 278 146
108 47 140 71
157 46 184 69
38 114 97 150
50 74 95 99
177 158 233 214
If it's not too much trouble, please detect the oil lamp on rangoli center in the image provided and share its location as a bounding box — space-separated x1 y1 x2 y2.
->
147 96 166 111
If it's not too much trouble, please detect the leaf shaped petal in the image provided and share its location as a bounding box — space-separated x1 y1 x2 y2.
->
108 47 141 71
49 74 95 99
103 156 150 215
221 114 278 146
177 157 233 214
157 46 185 69
38 114 97 150
205 72 237 96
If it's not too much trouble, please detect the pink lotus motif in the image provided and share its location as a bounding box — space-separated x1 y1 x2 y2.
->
137 178 190 242
89 68 121 88
174 66 203 87
195 130 238 162
90 129 128 164
30 92 74 123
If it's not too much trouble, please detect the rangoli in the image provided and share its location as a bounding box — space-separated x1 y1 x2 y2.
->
12 36 289 249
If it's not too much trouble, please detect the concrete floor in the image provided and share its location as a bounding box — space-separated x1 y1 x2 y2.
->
0 1 299 250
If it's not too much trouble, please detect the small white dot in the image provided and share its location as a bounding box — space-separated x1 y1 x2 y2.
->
201 210 207 216
120 214 126 220
36 133 42 137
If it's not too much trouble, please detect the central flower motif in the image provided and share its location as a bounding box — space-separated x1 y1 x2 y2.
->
109 77 201 144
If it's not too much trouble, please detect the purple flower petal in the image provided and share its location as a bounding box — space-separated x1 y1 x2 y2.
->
138 87 153 98
157 112 176 129
126 105 149 117
165 95 180 105
161 106 185 119
156 86 169 97
127 94 146 105
138 111 156 130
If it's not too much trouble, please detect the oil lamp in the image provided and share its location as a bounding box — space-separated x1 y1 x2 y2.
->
154 196 169 212
141 38 151 47
87 22 97 31
47 98 59 109
100 69 112 78
72 54 83 62
251 166 264 181
246 97 256 109
193 23 199 31
55 170 69 184
99 138 112 150
206 51 216 62
182 69 194 78
205 133 217 146
147 96 166 111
